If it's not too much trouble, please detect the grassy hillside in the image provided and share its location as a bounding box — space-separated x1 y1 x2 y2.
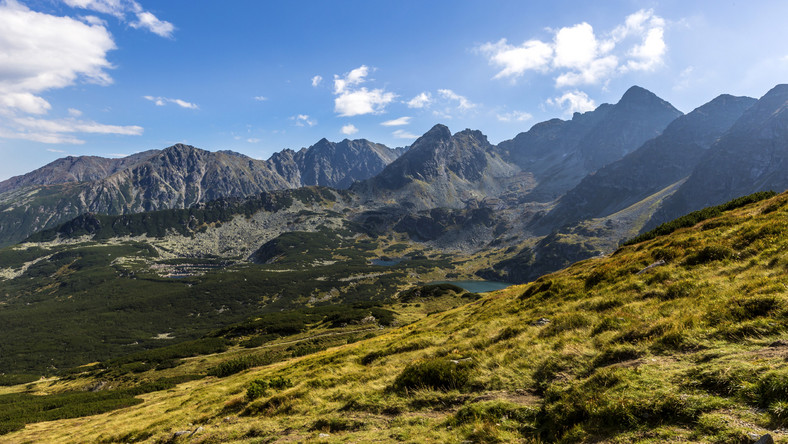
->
3 191 788 443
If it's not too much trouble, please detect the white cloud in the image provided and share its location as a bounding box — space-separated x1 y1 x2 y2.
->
0 128 84 144
130 11 174 38
553 23 599 69
496 110 533 122
555 56 618 87
407 92 432 109
254 96 267 101
108 153 128 157
14 116 143 135
381 116 411 126
47 148 65 153
0 2 143 144
80 15 106 26
62 0 125 18
311 75 322 87
246 138 260 143
546 90 596 116
392 129 419 139
332 65 396 116
0 115 142 145
143 96 198 109
478 38 553 79
340 124 358 135
0 1 115 114
438 89 475 110
0 93 52 115
478 9 666 87
292 114 316 127
624 26 666 72
170 98 197 109
63 0 175 38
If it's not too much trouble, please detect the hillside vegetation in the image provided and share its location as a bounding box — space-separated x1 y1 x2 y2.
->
1 191 786 443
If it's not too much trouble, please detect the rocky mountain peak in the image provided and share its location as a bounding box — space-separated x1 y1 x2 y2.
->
617 85 666 107
420 124 452 141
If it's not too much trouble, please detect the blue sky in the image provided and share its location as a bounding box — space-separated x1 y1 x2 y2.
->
0 0 787 180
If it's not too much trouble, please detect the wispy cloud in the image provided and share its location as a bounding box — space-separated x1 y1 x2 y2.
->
63 0 175 38
381 116 411 126
496 110 533 122
478 9 666 87
311 75 322 87
340 124 358 135
333 65 396 116
143 96 198 109
407 92 432 109
253 96 267 101
0 116 143 145
292 114 316 127
393 129 419 139
438 89 475 110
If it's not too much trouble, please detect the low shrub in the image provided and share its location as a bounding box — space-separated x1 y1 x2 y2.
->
310 417 363 432
492 327 522 343
592 344 644 368
684 245 734 266
452 400 538 426
391 358 473 393
208 353 279 378
755 369 788 407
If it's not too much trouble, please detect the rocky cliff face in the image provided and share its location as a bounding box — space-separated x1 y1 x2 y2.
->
648 84 788 227
290 138 401 189
496 86 683 202
355 125 518 210
0 139 402 246
0 150 160 194
536 94 757 232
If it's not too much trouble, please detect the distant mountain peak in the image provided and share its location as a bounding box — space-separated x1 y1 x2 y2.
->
165 143 198 151
421 123 452 140
618 85 671 108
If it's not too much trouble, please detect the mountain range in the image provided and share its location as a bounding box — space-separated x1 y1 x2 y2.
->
3 84 787 278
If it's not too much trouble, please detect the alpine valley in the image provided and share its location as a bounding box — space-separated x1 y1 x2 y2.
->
1 84 788 443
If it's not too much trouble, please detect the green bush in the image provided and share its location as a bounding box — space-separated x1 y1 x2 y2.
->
391 358 473 393
246 380 268 401
208 354 278 378
755 370 788 407
684 245 734 265
492 327 522 343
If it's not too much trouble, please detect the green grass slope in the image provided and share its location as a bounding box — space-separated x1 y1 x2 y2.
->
4 191 788 443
